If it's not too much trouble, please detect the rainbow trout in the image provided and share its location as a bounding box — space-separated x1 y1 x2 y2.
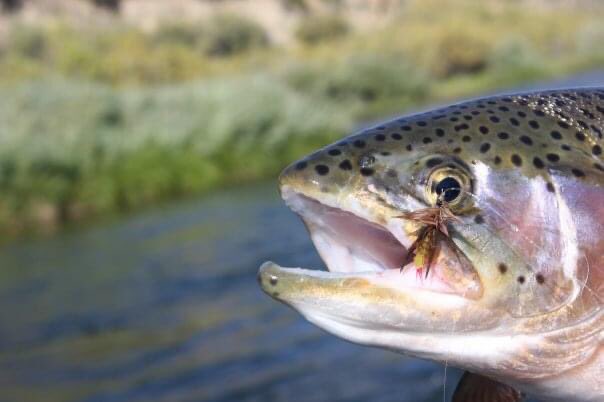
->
258 88 603 401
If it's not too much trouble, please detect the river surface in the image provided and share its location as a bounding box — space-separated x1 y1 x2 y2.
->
0 183 468 402
2 75 603 402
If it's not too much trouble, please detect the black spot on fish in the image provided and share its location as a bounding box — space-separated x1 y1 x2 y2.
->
455 123 469 131
435 128 445 137
497 132 509 140
575 132 586 142
546 182 555 193
353 140 366 148
423 137 433 144
380 151 391 156
339 160 352 170
550 130 562 140
561 144 571 151
511 154 522 166
295 161 308 170
509 117 520 126
391 133 403 140
479 126 489 134
517 275 526 284
328 149 341 156
479 143 491 153
520 135 533 146
462 135 471 142
360 168 374 176
558 121 570 129
374 134 386 141
494 156 502 165
474 215 484 224
536 274 545 284
546 153 560 163
498 263 508 274
533 157 545 169
406 144 413 151
529 120 540 129
572 168 586 178
489 116 500 123
592 145 602 156
453 147 462 154
417 121 427 127
401 125 412 131
315 165 329 175
517 111 527 118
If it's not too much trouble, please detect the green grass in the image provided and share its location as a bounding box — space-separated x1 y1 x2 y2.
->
0 76 353 232
0 1 603 235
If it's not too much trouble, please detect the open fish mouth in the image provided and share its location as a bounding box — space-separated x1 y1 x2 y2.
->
267 187 483 300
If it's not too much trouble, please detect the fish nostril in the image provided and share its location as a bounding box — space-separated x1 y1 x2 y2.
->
359 154 375 168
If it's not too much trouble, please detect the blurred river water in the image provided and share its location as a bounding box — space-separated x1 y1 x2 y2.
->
0 183 464 402
1 73 603 402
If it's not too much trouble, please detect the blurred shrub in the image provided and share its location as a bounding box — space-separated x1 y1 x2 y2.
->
280 0 308 12
153 23 203 47
576 23 604 56
89 0 120 11
0 0 22 13
202 15 269 57
430 30 489 77
0 76 351 229
285 55 429 118
8 25 48 60
489 36 538 69
295 15 349 44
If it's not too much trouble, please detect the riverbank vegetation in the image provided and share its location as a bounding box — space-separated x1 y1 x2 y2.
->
0 0 604 234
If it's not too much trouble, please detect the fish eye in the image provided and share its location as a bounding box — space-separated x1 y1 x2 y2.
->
436 177 461 203
424 162 472 210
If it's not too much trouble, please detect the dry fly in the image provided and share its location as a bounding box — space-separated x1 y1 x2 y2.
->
396 198 461 278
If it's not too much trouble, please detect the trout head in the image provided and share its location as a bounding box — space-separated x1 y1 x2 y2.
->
259 89 604 399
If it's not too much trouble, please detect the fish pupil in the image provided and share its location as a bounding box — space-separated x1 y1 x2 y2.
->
436 177 461 202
